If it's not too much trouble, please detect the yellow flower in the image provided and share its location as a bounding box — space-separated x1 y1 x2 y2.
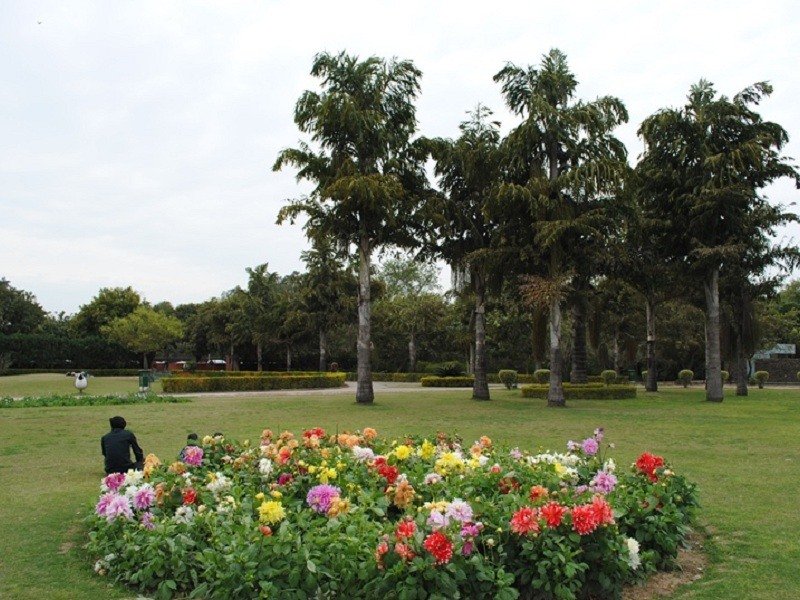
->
258 500 286 524
255 492 265 501
434 452 465 476
327 497 350 517
419 439 435 460
308 465 318 474
553 462 565 476
202 435 213 445
394 445 413 461
270 490 282 499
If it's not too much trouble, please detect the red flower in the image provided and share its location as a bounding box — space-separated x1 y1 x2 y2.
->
499 476 521 494
394 542 416 561
277 446 293 465
259 525 272 536
571 504 600 535
529 485 549 502
635 452 665 483
303 427 326 439
395 519 417 540
591 495 614 525
423 531 454 564
182 488 197 505
375 539 390 569
539 502 566 528
510 506 540 535
377 463 399 485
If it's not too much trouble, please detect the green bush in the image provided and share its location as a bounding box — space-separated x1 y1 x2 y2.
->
533 369 550 384
600 370 618 386
345 372 425 382
420 376 475 388
796 370 800 381
677 369 693 388
161 373 346 393
433 361 466 377
498 369 518 389
641 370 648 381
520 384 637 400
0 393 188 409
175 370 327 378
754 370 769 388
0 368 143 377
721 370 730 383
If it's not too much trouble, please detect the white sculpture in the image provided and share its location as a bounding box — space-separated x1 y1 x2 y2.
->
74 371 88 393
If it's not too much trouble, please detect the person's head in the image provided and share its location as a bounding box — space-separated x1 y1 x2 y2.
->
213 432 223 438
109 416 126 429
187 433 198 441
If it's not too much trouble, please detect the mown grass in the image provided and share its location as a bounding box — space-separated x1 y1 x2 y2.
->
0 373 163 397
0 381 798 599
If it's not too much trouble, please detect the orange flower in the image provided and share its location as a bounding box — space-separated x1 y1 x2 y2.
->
510 507 540 535
362 427 378 441
529 485 549 502
391 480 415 509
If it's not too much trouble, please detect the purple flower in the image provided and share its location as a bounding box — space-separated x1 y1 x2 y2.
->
140 511 155 530
306 484 341 514
593 428 605 443
96 492 115 517
446 499 473 523
461 540 474 556
509 447 523 460
182 446 204 467
582 438 599 456
426 510 450 530
591 470 618 494
574 484 589 495
460 522 483 538
103 473 126 491
100 493 133 522
132 485 155 510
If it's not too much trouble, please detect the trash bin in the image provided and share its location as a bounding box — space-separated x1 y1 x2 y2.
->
138 370 151 393
627 369 637 382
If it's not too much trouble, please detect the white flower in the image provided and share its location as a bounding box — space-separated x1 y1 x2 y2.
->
423 473 442 485
124 470 143 487
174 506 195 524
626 538 641 570
216 495 237 515
604 458 617 473
259 458 274 478
477 455 489 466
205 472 232 495
352 445 375 462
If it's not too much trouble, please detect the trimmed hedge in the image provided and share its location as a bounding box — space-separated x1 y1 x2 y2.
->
171 370 328 378
161 373 346 393
520 383 637 400
420 376 475 387
0 368 142 377
587 374 630 384
345 372 540 384
0 393 188 409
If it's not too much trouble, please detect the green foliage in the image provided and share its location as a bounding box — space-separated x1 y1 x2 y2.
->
533 369 550 384
0 333 138 369
0 393 187 409
71 286 141 336
498 369 518 389
641 370 648 382
433 361 466 377
721 370 730 383
754 371 769 388
0 278 46 334
600 370 618 386
678 370 694 387
420 376 475 387
520 384 637 399
101 306 183 366
0 368 141 377
161 373 346 393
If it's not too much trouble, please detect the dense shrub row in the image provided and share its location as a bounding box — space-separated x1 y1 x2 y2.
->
169 370 328 378
420 376 475 387
521 384 637 400
0 368 143 377
161 373 346 393
345 372 542 384
0 333 139 369
0 393 188 408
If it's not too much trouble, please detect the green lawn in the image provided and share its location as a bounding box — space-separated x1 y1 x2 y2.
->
0 373 162 397
1 382 799 599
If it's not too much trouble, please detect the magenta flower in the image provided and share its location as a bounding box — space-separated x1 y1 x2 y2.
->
306 484 341 514
591 470 617 494
277 473 293 486
132 485 155 510
460 522 482 538
96 492 115 517
426 510 450 530
461 540 474 556
100 493 133 522
446 499 473 523
582 438 599 456
103 473 126 491
182 446 204 467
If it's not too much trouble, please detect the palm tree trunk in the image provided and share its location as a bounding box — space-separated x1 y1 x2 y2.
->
570 299 588 384
142 352 148 369
704 268 724 402
473 271 490 401
286 345 292 372
612 331 620 374
548 297 565 407
408 330 416 373
356 237 374 404
735 326 748 396
645 296 658 392
257 342 263 372
319 329 327 372
468 345 475 375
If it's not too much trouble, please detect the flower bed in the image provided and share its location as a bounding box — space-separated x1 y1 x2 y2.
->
87 428 698 599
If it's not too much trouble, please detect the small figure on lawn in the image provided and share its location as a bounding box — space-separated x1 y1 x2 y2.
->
178 432 199 461
74 371 88 393
101 416 144 474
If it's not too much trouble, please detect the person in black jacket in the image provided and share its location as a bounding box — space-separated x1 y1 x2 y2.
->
101 416 144 474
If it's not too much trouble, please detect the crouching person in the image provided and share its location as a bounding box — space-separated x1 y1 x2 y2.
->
101 416 144 474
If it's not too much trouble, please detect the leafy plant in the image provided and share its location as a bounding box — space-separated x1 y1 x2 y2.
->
498 370 518 389
533 369 550 384
754 371 769 389
600 370 618 386
678 370 694 388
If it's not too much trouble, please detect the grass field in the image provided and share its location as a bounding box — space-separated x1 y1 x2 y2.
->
0 373 163 397
1 378 799 599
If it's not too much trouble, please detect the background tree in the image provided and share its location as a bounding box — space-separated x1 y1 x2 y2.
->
427 106 504 400
275 51 430 403
71 286 141 336
101 305 183 368
639 80 800 402
0 278 46 334
272 273 312 371
493 49 628 406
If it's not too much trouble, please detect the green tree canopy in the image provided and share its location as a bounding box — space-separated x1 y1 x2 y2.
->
101 305 183 368
0 278 46 334
72 286 141 336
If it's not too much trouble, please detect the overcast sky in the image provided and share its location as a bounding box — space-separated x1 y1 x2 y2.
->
2 0 799 314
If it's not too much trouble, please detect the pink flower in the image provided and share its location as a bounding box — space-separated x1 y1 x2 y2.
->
102 473 126 491
306 485 341 514
427 510 450 530
182 446 204 467
140 512 155 530
100 494 133 522
590 470 617 494
95 492 115 517
132 485 155 510
582 438 599 456
445 499 473 523
277 473 293 486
